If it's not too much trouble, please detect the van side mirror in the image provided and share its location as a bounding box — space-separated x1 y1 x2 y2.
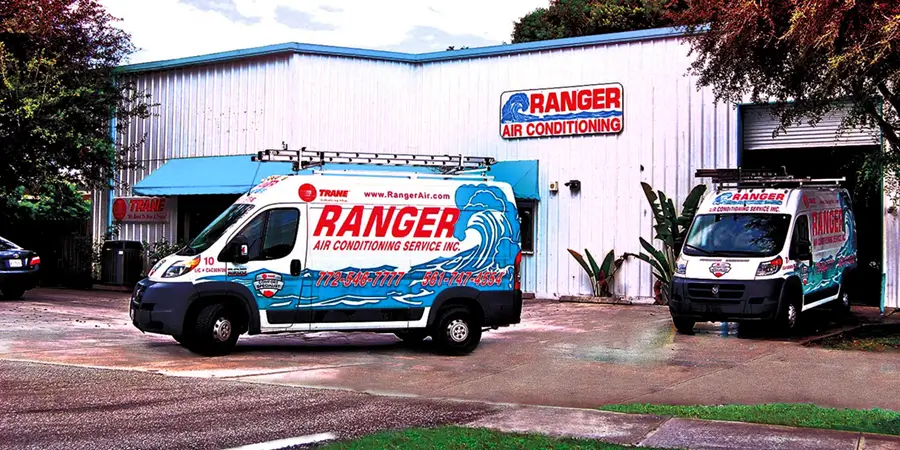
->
791 241 812 261
222 236 250 264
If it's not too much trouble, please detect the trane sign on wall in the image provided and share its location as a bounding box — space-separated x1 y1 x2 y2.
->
500 83 624 139
112 197 168 223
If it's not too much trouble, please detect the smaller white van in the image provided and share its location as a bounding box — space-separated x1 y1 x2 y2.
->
670 168 858 334
130 150 523 356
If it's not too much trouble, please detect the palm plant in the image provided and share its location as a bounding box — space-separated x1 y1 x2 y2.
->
567 248 628 297
635 182 707 304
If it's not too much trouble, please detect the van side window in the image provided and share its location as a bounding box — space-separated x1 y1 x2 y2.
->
792 215 810 246
233 208 300 261
262 209 300 260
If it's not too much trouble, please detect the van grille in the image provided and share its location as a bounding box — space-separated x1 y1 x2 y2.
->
687 283 745 301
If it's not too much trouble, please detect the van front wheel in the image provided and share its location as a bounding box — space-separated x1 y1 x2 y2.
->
181 303 241 356
433 307 481 355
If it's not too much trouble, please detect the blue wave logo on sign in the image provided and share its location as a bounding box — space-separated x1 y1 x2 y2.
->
500 83 624 139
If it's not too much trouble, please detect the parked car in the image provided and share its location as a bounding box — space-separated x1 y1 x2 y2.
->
0 236 40 300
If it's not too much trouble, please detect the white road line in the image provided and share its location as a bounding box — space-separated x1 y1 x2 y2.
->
224 433 336 450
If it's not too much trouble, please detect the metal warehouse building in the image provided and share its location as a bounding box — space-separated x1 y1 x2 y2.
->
96 26 899 310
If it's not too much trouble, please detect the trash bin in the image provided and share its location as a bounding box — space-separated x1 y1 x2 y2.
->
100 240 144 287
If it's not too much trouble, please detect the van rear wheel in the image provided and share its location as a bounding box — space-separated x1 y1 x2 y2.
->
433 307 481 355
180 302 241 356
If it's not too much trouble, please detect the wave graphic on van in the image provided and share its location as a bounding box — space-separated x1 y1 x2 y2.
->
790 195 857 295
201 184 521 313
500 93 623 123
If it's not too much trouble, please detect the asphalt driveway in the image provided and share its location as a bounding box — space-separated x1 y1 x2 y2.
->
1 288 898 411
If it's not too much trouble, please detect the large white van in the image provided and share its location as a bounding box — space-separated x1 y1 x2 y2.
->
130 150 523 356
670 168 858 334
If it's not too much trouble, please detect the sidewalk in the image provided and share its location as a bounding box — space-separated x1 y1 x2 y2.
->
465 405 900 450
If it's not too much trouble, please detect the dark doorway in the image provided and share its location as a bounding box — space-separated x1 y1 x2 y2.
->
741 145 883 306
177 195 241 243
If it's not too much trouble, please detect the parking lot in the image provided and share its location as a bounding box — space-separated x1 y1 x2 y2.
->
3 288 899 412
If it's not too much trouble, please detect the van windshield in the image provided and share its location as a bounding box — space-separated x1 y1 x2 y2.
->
178 204 256 255
683 213 791 258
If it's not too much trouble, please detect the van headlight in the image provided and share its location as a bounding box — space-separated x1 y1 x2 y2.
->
756 256 783 277
675 258 688 275
162 256 200 278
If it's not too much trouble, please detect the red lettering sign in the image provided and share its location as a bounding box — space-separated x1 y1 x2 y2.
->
112 197 168 223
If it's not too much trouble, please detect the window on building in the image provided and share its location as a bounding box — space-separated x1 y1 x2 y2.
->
517 200 536 254
233 208 300 261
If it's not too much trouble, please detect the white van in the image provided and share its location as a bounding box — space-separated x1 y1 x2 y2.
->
670 168 858 334
130 150 523 356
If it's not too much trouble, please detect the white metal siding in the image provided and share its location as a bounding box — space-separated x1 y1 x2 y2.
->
99 37 742 299
95 54 419 244
742 104 879 150
417 37 737 298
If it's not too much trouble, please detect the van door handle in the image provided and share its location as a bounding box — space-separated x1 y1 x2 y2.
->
290 259 302 276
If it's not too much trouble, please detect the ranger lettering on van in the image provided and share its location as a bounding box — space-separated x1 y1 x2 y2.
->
313 205 460 239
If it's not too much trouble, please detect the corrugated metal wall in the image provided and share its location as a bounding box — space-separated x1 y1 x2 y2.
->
417 37 737 298
95 53 419 245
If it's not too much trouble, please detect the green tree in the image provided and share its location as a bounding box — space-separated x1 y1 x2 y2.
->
675 1 900 190
0 0 153 221
511 0 686 43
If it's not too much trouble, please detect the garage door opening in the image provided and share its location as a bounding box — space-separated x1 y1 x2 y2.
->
739 104 884 307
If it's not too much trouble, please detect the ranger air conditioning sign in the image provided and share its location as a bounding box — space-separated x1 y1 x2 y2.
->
500 83 624 139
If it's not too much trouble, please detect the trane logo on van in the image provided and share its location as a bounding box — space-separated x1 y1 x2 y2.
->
314 205 459 238
320 189 349 198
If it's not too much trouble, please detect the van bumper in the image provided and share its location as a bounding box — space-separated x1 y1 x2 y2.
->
130 278 196 336
478 289 523 327
669 277 784 322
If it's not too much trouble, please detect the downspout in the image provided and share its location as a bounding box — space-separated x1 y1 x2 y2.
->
879 100 886 313
107 76 116 237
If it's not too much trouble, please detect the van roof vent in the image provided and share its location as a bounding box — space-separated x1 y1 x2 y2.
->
696 167 845 189
252 143 496 173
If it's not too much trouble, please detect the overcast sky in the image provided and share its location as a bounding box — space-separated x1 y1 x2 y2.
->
99 0 548 64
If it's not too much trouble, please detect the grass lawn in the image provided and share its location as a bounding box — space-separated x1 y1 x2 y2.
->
600 403 900 436
320 426 659 449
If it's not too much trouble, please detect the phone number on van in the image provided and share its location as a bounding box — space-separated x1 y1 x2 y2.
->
313 270 507 287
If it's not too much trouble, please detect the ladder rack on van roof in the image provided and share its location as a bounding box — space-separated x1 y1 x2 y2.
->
252 143 496 174
696 168 845 189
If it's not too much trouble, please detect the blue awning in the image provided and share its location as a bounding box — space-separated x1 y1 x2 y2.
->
132 155 295 196
132 155 540 200
489 160 540 200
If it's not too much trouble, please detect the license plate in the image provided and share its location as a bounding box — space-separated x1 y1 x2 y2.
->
8 260 22 268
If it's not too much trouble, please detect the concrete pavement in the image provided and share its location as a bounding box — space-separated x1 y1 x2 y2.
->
3 359 899 450
1 288 898 411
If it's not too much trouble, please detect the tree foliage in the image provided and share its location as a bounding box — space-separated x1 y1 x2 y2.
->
676 1 900 188
511 0 686 43
0 0 153 213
